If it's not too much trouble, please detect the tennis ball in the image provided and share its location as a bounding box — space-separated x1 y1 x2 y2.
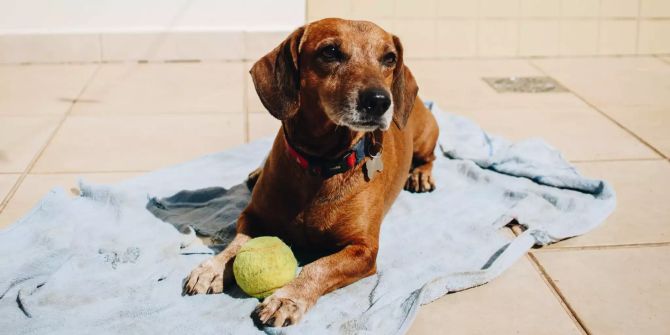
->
233 236 298 299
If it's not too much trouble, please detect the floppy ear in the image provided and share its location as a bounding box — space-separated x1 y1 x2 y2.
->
391 35 419 129
250 26 305 120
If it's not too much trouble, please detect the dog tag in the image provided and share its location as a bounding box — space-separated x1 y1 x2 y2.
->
365 154 383 180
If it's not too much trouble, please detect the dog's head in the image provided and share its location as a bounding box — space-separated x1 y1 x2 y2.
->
250 18 418 132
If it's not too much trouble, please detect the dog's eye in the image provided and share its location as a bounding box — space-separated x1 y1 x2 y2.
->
382 52 397 66
319 45 341 62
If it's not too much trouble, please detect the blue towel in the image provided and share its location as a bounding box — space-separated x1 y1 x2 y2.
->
0 103 615 335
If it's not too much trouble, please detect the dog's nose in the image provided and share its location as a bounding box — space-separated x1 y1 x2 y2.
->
358 88 391 117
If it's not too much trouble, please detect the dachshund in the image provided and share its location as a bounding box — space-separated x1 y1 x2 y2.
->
183 18 439 328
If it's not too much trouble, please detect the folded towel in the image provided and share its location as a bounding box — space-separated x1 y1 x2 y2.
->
0 103 615 335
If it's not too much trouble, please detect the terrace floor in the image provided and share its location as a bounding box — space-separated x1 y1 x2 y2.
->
1 55 669 334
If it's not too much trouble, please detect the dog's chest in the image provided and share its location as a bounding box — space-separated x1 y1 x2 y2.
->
280 193 356 248
261 168 372 248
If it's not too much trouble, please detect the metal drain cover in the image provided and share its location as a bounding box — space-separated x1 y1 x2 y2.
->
483 76 568 93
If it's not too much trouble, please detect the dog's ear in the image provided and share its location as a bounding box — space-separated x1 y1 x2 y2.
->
250 27 305 120
391 35 418 129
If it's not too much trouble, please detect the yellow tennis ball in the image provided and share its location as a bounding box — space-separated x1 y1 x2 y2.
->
233 236 298 299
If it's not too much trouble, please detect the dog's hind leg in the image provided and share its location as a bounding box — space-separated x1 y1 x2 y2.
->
404 102 439 193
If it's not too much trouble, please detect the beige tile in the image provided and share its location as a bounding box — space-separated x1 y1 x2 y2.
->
175 1 305 29
307 0 352 21
408 59 657 161
0 116 60 173
559 20 599 55
0 64 98 116
480 0 520 17
408 256 581 335
561 0 600 17
519 20 560 56
0 172 139 229
638 20 670 54
551 160 670 248
604 106 670 156
71 63 244 115
599 20 638 55
350 0 394 19
100 31 244 62
244 31 290 61
0 33 100 64
370 19 395 33
393 19 437 58
437 0 478 17
437 20 478 57
640 0 670 17
0 174 19 204
534 57 670 156
534 247 670 335
478 19 519 56
460 106 658 161
395 0 436 18
532 57 670 112
408 59 573 111
249 113 281 142
32 114 245 173
600 0 640 17
520 0 560 17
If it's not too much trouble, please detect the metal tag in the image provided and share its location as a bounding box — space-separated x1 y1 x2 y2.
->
364 154 383 180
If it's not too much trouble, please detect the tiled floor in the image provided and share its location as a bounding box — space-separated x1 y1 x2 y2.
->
1 56 669 334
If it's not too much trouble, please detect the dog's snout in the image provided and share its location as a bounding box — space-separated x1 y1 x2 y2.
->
358 88 391 116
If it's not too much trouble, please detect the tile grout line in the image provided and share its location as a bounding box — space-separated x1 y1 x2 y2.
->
655 55 670 66
513 224 670 252
0 64 103 213
569 157 665 163
635 0 642 54
536 241 670 252
510 233 670 333
0 174 20 207
515 0 521 57
528 60 669 160
526 252 592 335
510 225 589 334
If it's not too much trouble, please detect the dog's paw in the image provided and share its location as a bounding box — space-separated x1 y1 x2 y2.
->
404 166 435 193
253 293 309 328
183 257 231 295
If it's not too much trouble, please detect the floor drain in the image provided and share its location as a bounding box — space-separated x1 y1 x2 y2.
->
483 76 568 93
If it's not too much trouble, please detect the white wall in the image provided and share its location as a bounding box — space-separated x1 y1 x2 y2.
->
0 0 305 33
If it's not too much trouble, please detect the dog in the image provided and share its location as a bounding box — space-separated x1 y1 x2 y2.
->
183 18 439 327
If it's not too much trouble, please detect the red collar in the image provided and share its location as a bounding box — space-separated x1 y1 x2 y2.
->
284 133 373 178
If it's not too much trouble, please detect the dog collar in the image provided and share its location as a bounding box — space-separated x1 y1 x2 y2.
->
284 133 374 179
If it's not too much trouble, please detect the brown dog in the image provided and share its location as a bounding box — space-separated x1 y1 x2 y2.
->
183 18 439 327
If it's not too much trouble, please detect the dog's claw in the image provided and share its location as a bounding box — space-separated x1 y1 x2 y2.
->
253 293 306 328
182 258 228 295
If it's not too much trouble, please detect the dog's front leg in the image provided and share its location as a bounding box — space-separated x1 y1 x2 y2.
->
254 243 378 327
183 214 255 295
